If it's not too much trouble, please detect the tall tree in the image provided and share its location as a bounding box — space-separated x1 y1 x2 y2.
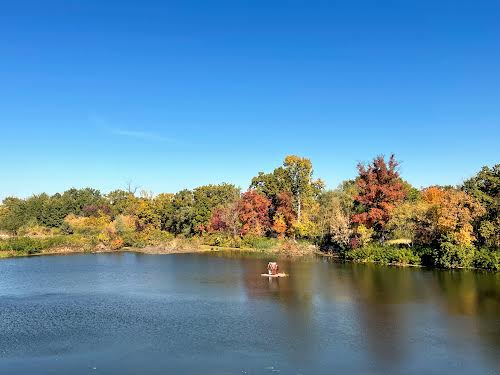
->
352 154 406 237
250 155 323 222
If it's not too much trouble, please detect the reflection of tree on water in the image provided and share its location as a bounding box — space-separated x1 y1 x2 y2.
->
432 269 500 369
319 259 500 370
330 262 418 367
218 251 499 372
241 258 318 365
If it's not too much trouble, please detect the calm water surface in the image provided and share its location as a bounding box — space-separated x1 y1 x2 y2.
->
0 252 499 375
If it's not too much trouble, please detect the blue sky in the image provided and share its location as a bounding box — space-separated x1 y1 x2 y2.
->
0 0 499 199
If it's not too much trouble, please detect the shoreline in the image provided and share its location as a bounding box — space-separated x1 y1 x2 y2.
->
0 243 317 260
1 241 497 272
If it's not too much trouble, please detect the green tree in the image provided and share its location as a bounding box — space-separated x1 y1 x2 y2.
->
463 164 500 247
0 197 28 233
250 155 324 222
166 189 195 235
153 193 174 231
106 189 138 217
191 184 240 234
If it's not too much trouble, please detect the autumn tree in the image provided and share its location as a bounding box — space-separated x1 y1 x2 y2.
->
209 202 240 238
420 186 485 246
272 192 297 237
135 198 160 230
352 154 406 237
317 190 352 249
237 190 271 236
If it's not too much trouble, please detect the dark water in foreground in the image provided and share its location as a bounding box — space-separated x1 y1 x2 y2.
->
0 252 499 375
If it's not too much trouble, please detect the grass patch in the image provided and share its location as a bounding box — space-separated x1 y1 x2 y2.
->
345 245 421 266
0 235 92 255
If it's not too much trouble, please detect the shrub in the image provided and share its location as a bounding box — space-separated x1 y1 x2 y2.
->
110 237 124 250
473 248 500 271
0 236 85 255
17 220 60 237
65 214 110 235
345 245 420 266
241 235 277 250
434 242 475 269
202 233 242 248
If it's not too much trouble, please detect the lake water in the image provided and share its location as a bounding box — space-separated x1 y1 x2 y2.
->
0 252 498 375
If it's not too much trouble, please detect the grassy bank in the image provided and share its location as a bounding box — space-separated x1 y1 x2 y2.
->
0 234 316 259
342 244 500 271
1 235 498 271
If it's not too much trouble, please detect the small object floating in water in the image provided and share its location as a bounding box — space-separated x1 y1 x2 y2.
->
261 273 288 278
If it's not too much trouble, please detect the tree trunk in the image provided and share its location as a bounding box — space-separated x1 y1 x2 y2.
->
297 196 301 223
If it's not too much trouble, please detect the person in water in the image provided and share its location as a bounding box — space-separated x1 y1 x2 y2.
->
267 262 279 275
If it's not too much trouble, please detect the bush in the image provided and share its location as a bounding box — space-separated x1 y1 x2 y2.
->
473 248 500 271
202 233 242 248
434 242 475 269
345 245 421 266
241 235 278 250
0 236 83 255
110 237 124 250
65 214 110 235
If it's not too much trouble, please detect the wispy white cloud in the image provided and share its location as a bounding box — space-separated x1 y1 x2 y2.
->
89 114 173 143
110 128 172 142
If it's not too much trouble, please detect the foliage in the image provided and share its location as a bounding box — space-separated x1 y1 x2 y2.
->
472 248 500 271
0 235 89 255
106 189 138 217
65 213 110 235
317 190 352 249
463 164 500 247
345 245 421 266
191 183 240 234
433 242 475 269
240 235 278 250
209 202 240 237
352 154 406 236
273 192 297 237
1 157 499 270
272 213 287 239
237 190 271 236
478 219 500 248
356 224 374 247
386 201 429 243
421 186 485 246
250 155 323 222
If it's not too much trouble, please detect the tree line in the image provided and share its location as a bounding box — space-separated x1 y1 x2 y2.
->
0 155 498 269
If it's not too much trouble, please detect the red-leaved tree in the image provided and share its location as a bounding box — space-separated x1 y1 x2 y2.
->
209 203 240 237
352 154 406 235
237 190 271 236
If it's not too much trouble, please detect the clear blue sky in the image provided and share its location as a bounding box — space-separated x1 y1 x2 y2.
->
1 0 499 199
